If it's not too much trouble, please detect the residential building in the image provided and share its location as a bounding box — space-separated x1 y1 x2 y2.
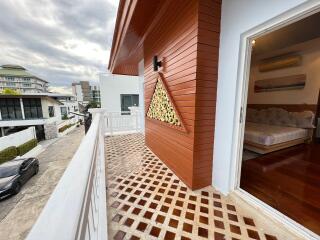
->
72 81 91 103
72 81 101 106
49 93 80 119
99 73 139 112
0 65 49 93
105 1 320 239
89 84 101 104
0 93 79 140
26 1 320 240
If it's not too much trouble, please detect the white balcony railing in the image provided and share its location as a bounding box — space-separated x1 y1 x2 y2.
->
26 111 107 240
104 107 141 135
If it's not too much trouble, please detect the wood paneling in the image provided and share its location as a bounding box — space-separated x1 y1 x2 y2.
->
241 144 320 235
144 0 197 189
192 0 221 189
110 0 221 190
109 0 165 75
144 0 221 189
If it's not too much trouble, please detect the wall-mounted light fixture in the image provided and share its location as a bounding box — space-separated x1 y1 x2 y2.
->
153 56 162 71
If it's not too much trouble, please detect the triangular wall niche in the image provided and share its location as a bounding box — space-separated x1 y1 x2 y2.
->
146 74 185 131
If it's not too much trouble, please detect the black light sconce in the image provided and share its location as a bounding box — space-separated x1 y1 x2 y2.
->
153 55 162 71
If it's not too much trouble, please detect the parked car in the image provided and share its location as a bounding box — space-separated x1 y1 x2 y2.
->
0 158 39 200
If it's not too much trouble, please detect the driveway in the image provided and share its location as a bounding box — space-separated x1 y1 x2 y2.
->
0 126 84 240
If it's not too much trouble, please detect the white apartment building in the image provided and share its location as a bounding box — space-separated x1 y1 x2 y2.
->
72 81 101 106
72 81 90 104
0 65 49 93
90 84 101 104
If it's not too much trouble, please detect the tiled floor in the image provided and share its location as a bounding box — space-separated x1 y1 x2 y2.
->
105 134 298 240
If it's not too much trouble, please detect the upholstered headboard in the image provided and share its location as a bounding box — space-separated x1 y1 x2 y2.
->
247 104 317 113
246 107 315 129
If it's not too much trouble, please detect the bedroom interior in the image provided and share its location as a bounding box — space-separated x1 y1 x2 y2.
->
240 11 320 235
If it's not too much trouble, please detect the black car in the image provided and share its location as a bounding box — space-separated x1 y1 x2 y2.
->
0 158 39 200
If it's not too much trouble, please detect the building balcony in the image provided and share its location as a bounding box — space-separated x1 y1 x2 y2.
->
25 111 299 240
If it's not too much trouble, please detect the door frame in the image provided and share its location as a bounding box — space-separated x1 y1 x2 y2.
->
230 1 320 239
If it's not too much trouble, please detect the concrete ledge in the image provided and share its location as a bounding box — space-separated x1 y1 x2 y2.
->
58 124 78 137
105 130 142 136
15 145 44 159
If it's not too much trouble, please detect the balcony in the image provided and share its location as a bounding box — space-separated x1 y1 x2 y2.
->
26 110 298 240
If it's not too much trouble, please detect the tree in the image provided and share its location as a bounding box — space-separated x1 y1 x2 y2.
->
1 88 21 95
62 114 69 120
86 100 100 109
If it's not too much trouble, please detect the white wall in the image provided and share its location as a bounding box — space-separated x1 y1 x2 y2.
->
0 127 36 151
214 0 308 194
248 42 320 105
75 85 83 102
99 73 139 112
41 97 62 123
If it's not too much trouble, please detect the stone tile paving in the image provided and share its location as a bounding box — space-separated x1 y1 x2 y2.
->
0 126 84 240
105 134 302 240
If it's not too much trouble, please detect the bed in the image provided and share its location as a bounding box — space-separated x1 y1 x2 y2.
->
244 108 315 154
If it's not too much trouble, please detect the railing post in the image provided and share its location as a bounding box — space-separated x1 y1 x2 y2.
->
110 113 113 136
129 106 140 132
135 112 139 132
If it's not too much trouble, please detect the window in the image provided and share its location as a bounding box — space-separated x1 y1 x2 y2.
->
23 83 31 87
48 106 55 117
6 76 14 81
120 94 139 114
6 82 15 87
60 107 67 118
23 98 43 119
0 98 22 120
24 78 31 81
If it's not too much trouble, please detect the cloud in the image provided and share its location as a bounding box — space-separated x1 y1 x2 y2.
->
0 0 118 88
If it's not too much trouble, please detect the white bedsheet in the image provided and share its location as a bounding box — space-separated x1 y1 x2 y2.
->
245 122 309 146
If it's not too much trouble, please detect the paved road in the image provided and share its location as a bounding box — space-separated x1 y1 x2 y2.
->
0 126 84 240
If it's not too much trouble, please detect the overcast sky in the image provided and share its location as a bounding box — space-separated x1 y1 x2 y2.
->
0 0 119 94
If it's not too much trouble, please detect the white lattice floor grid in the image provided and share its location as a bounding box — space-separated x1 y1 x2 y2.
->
105 134 298 240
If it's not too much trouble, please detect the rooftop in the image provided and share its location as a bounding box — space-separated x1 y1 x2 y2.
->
0 92 75 98
0 65 48 83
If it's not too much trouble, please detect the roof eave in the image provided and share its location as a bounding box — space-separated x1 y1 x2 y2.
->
108 0 138 75
108 0 166 76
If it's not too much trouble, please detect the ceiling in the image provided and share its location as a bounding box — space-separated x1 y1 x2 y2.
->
252 11 320 56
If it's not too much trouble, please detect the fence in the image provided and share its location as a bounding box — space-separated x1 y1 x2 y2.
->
0 127 36 151
104 108 141 135
26 112 107 240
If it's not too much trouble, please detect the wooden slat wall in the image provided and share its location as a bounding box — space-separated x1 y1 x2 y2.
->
193 0 221 189
144 0 221 189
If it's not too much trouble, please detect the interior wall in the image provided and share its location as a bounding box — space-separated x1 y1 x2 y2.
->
215 0 308 194
248 43 320 105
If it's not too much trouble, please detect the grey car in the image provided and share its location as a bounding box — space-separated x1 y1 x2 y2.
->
0 158 39 200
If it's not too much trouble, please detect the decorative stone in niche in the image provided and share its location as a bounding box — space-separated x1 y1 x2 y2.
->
147 75 181 127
